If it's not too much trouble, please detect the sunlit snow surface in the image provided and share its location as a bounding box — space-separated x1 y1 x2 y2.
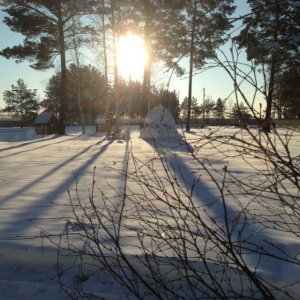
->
0 125 299 299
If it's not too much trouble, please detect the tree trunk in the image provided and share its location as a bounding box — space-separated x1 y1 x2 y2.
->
20 89 24 128
102 0 110 114
186 1 197 132
57 0 66 135
141 2 151 117
263 54 276 132
71 26 85 134
263 0 280 133
112 1 120 130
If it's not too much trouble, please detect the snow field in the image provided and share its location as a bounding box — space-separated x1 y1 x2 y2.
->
0 125 299 299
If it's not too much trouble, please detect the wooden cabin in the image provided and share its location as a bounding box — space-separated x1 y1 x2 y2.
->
34 112 59 135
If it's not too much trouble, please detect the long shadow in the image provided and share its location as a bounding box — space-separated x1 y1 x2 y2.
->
142 136 219 207
0 135 108 204
140 136 298 282
0 127 54 142
0 138 116 238
143 136 263 227
0 135 83 158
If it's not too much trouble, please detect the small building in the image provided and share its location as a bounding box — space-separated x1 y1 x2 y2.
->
95 114 110 133
34 112 59 135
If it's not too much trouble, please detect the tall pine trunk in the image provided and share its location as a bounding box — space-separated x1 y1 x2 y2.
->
111 0 120 130
186 1 197 132
102 0 110 114
264 54 276 132
58 0 67 135
142 14 151 117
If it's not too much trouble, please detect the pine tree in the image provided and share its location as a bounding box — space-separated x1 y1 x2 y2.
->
213 98 226 119
277 67 300 119
231 102 252 127
2 79 39 128
203 97 215 119
0 0 97 134
154 89 180 123
181 0 235 131
181 96 201 123
235 0 300 131
42 64 107 124
124 0 186 117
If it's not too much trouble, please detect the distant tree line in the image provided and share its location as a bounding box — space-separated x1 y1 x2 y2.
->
1 72 251 128
41 64 181 125
0 0 299 133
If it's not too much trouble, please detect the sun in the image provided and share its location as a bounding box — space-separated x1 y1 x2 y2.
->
118 34 146 82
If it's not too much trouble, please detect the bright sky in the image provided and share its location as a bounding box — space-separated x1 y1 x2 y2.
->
0 10 52 108
118 34 146 82
0 1 263 112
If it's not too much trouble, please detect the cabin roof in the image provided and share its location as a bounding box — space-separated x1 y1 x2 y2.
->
34 112 54 124
95 114 109 124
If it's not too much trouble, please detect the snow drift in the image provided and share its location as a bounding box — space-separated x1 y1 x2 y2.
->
140 107 179 139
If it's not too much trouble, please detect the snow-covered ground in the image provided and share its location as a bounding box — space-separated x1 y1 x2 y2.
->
0 125 299 299
0 126 136 300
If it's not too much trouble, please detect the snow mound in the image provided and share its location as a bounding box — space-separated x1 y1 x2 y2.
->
140 107 179 139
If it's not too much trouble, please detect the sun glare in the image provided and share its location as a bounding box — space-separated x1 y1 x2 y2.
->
118 34 146 81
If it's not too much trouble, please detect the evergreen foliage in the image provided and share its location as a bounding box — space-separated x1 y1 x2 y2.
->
1 79 39 128
153 89 180 123
230 102 252 126
235 0 300 129
181 96 201 122
183 0 235 131
0 0 97 134
1 0 299 127
41 64 108 124
212 98 226 119
277 67 300 119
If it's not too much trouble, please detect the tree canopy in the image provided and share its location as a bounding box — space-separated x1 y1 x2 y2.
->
1 0 299 128
0 0 97 134
182 0 235 131
41 64 108 124
1 79 39 128
213 98 226 119
235 0 300 129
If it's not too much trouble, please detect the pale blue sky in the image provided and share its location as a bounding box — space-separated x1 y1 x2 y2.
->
0 1 262 112
0 11 51 108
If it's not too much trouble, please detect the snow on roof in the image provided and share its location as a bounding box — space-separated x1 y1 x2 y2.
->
95 114 109 124
34 112 54 124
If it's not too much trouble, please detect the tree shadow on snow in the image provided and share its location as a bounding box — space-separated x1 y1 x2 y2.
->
138 135 299 287
0 137 116 238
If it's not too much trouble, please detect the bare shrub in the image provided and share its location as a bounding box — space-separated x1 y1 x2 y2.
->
43 122 300 299
44 33 300 299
